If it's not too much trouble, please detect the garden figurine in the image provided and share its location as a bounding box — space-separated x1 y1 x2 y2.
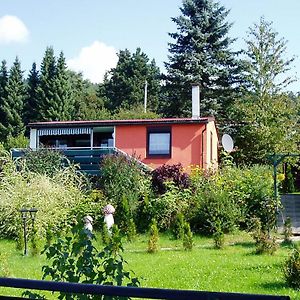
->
83 215 93 237
103 204 115 232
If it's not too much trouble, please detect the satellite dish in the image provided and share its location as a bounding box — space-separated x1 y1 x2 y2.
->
221 134 234 152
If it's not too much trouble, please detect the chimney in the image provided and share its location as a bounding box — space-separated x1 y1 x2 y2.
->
192 84 200 119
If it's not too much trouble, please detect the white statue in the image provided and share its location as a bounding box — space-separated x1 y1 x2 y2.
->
83 215 93 235
103 204 115 232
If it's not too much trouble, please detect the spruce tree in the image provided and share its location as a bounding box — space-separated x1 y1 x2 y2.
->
36 47 57 121
163 0 243 123
52 51 74 120
100 48 161 113
0 57 25 140
24 62 40 124
0 60 8 140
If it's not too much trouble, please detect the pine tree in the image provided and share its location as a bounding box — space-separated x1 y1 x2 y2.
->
100 48 161 113
24 62 40 124
0 57 25 140
163 0 243 122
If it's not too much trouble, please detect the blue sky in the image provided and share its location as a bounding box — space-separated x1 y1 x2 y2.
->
1 0 300 91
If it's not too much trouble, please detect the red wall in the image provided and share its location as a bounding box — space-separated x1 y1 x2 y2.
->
115 123 206 170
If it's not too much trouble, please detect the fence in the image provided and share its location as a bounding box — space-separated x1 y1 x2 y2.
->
0 277 290 300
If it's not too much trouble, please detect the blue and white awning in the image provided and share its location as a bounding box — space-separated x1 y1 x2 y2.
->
38 127 92 136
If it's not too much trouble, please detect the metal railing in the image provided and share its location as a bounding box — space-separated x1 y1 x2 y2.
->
0 277 290 300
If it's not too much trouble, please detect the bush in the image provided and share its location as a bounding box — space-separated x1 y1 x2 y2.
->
149 182 191 231
151 163 190 194
213 219 225 249
100 154 150 218
17 148 67 177
250 218 277 255
189 181 240 235
0 154 94 240
283 217 293 244
284 248 300 289
4 134 29 151
220 165 278 232
34 224 140 299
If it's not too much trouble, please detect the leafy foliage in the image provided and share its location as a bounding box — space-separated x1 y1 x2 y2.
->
151 163 190 194
182 222 193 251
40 224 139 299
100 154 150 226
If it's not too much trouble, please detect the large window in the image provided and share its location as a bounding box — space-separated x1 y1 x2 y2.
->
147 127 171 157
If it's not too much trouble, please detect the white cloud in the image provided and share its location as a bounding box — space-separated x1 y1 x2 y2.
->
0 15 29 44
67 41 118 83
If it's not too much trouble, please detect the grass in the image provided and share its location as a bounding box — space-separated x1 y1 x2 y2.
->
0 231 300 299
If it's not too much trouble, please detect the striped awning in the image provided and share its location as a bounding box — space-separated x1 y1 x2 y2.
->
38 127 92 136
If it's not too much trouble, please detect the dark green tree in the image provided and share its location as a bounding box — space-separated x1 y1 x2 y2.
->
35 47 57 121
163 0 243 122
52 51 75 120
0 60 8 138
23 62 40 125
100 48 161 113
0 57 25 140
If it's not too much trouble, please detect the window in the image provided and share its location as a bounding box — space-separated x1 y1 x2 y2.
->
147 127 171 157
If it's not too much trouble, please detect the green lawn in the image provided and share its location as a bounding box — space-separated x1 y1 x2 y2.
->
0 232 300 299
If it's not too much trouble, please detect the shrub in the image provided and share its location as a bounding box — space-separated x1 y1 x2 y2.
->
151 163 190 194
282 164 296 193
34 224 140 299
100 154 150 217
148 219 159 253
183 222 193 251
127 218 137 242
190 182 240 235
4 134 29 151
284 248 300 289
17 148 67 177
213 219 225 249
149 182 191 230
171 213 185 240
250 218 277 255
220 165 278 232
0 154 91 240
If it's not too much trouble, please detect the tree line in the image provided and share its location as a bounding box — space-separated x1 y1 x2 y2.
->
0 0 299 165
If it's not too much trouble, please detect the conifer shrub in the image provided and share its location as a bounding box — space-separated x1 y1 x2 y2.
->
212 219 225 249
148 219 159 253
127 218 137 242
182 222 193 251
171 213 185 240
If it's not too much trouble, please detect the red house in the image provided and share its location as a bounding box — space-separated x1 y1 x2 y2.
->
27 86 218 173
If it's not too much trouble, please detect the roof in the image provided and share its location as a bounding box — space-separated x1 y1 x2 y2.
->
28 117 215 128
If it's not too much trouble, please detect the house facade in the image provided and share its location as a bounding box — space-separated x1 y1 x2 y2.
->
28 117 218 171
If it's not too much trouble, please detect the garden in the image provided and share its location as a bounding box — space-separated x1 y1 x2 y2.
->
0 149 300 299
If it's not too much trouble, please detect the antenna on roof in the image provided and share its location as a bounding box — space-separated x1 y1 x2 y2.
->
144 80 148 113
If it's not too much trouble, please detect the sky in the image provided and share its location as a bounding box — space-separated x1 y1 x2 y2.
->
1 0 300 91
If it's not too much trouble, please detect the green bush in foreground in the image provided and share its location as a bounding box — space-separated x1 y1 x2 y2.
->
25 225 140 299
